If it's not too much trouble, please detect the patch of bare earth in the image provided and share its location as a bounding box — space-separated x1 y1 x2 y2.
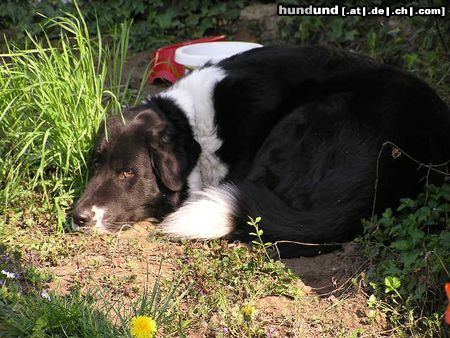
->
46 222 179 305
36 223 385 336
282 243 388 337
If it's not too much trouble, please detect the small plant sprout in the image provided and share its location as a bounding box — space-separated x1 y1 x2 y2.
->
384 276 401 297
247 216 273 260
130 315 158 338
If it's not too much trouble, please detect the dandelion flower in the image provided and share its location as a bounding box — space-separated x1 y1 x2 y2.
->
241 304 256 322
130 315 157 338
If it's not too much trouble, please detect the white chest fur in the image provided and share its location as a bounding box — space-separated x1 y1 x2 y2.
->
157 66 229 193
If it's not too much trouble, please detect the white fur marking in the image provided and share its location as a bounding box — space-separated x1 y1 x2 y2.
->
91 205 105 230
186 163 202 192
161 184 237 239
153 66 229 194
71 219 80 232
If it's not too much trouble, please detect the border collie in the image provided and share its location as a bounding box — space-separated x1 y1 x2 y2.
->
72 45 449 257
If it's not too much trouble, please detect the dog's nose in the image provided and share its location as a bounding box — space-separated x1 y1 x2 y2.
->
73 209 93 227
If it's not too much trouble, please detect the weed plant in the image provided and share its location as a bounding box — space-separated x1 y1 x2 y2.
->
361 184 450 336
173 218 302 336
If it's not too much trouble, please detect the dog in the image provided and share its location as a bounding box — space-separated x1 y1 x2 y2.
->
72 45 450 257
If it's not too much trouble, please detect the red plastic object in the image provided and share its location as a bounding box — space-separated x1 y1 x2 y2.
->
445 283 450 325
148 35 226 84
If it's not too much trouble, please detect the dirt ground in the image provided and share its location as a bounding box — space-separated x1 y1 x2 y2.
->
43 220 386 337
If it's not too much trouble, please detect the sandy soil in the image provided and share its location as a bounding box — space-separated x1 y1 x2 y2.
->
43 221 386 337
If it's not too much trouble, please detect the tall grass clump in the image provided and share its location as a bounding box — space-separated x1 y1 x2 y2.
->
0 6 130 230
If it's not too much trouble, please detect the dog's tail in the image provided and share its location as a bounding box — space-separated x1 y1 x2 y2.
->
161 181 362 257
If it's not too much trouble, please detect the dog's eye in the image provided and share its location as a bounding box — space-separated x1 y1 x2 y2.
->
121 169 135 178
93 159 100 169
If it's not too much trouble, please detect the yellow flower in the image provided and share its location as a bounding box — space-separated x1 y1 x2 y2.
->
130 315 157 338
241 304 256 322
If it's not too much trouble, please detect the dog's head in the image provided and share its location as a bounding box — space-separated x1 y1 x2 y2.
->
72 100 200 232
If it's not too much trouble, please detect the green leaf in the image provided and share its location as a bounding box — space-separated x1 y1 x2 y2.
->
400 251 419 269
415 206 431 222
384 276 401 293
31 315 49 337
399 198 416 210
439 231 450 248
390 239 411 251
409 228 424 244
156 9 176 29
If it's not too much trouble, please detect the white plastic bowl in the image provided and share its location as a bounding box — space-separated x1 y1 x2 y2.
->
175 41 262 69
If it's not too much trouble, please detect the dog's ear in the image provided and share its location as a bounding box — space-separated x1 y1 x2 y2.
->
151 142 184 192
151 131 201 192
136 107 200 192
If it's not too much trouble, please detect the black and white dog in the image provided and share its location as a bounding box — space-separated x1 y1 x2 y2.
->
72 45 450 257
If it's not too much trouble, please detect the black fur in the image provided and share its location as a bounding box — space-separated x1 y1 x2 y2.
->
72 99 200 230
73 45 449 257
211 45 449 255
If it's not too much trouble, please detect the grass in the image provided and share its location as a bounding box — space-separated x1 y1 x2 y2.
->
0 5 133 231
0 292 120 338
0 261 187 337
